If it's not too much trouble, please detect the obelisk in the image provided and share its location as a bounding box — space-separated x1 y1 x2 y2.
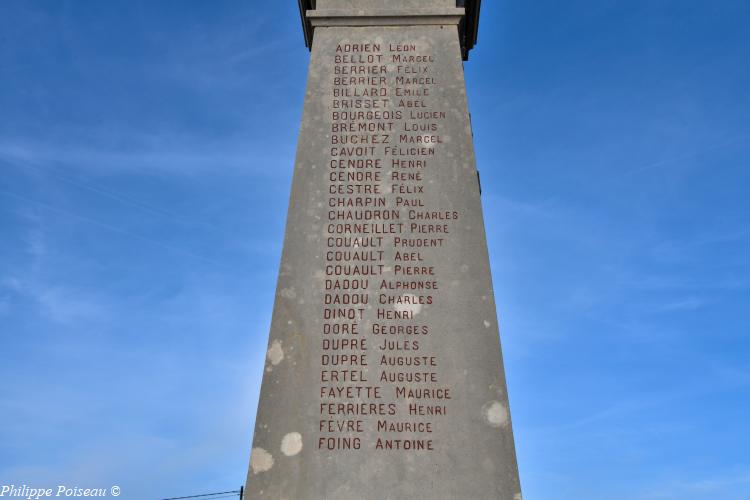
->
245 1 522 498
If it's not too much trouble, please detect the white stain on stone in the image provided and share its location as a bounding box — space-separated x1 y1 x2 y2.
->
483 320 491 328
281 432 303 457
267 340 284 366
514 493 523 500
280 288 296 299
394 293 422 316
250 447 274 474
483 401 509 428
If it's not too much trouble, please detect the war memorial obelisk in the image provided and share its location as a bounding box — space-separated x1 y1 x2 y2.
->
245 1 522 498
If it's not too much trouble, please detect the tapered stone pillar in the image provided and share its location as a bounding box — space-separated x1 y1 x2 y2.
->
245 1 522 498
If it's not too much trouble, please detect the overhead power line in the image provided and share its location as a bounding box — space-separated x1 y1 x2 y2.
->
158 490 241 500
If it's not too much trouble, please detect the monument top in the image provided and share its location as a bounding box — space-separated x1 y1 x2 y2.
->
297 0 481 60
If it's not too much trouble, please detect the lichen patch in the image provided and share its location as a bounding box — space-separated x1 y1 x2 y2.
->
394 293 423 316
281 432 303 457
250 447 274 474
483 401 509 428
267 340 284 366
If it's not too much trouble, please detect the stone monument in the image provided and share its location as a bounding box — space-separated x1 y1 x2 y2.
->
245 1 522 498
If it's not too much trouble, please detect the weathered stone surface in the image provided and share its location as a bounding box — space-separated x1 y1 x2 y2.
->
245 4 521 499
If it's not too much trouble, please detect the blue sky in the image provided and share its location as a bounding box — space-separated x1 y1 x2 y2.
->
1 1 748 499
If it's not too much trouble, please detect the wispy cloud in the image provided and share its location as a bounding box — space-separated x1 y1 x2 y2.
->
0 138 291 178
618 134 749 179
657 296 707 311
1 278 108 325
636 469 750 500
